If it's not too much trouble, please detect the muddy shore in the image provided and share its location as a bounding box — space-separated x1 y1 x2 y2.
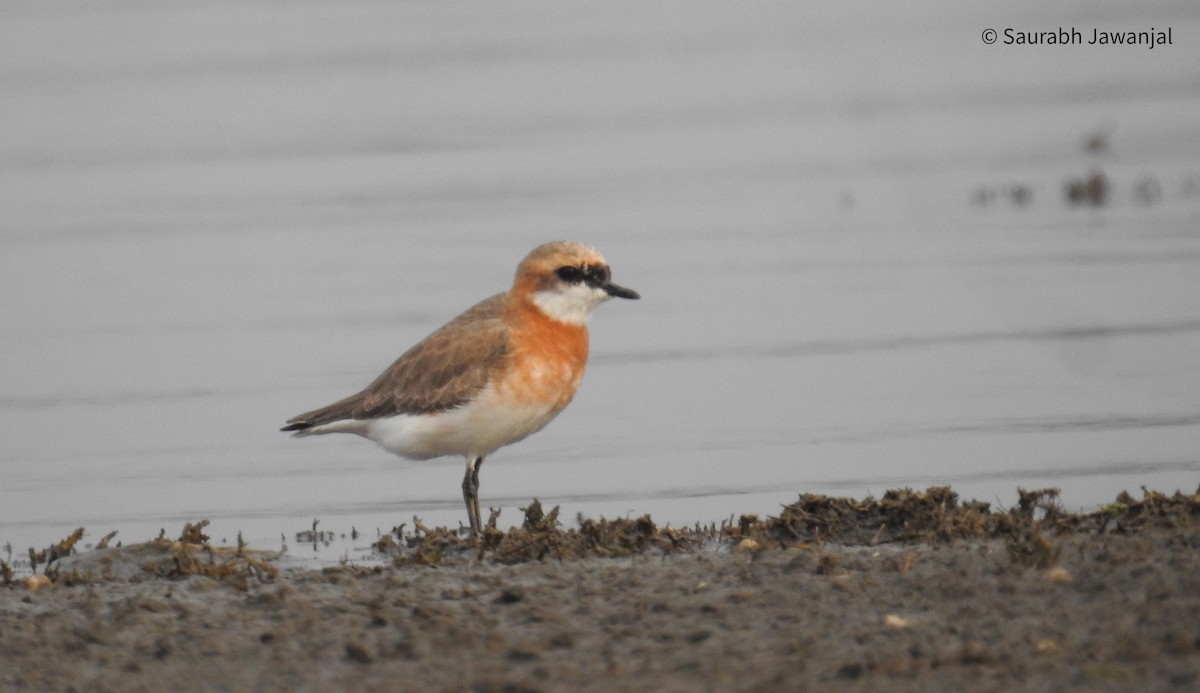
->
3 487 1199 692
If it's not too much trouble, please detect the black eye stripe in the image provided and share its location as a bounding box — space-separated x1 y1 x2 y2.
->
555 264 610 285
555 266 584 282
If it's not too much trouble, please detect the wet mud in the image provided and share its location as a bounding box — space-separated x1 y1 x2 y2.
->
3 486 1199 691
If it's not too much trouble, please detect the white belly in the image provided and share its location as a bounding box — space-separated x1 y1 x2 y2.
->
362 387 566 461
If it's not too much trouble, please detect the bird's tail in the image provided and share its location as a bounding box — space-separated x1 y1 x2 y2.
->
280 421 316 437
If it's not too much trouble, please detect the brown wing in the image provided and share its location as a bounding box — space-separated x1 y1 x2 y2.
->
283 293 510 429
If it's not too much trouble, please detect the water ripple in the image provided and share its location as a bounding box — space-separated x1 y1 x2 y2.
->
599 318 1200 364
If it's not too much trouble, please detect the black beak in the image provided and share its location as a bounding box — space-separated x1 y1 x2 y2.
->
603 282 640 300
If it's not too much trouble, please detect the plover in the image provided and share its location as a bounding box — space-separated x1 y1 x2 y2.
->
281 241 639 535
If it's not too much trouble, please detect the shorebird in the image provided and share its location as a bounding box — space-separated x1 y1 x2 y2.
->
281 241 639 535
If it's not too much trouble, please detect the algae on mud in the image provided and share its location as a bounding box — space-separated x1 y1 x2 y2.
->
7 485 1196 586
3 485 1199 692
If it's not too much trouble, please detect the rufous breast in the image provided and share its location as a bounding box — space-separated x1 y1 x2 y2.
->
494 298 590 411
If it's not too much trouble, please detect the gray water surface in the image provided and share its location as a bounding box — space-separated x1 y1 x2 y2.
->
3 1 1199 560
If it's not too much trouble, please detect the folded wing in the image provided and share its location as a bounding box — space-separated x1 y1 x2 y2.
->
281 293 510 431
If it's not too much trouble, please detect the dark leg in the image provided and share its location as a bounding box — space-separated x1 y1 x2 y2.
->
461 456 484 536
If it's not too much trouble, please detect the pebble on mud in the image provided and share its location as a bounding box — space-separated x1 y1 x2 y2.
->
1044 566 1073 584
23 574 51 591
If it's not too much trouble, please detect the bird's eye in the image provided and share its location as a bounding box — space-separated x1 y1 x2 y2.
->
555 266 584 282
587 266 611 284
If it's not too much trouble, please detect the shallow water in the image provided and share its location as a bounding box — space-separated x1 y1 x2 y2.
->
3 1 1199 560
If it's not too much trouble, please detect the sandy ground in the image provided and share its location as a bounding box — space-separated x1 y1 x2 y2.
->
3 489 1199 692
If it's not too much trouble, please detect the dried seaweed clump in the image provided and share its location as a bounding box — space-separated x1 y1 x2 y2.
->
373 516 466 567
49 521 280 585
374 499 695 566
137 520 278 583
25 528 86 579
489 500 691 562
0 551 12 586
758 487 1011 545
1064 486 1200 533
370 486 1200 568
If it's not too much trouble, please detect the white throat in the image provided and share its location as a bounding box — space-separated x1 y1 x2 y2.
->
531 284 610 326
